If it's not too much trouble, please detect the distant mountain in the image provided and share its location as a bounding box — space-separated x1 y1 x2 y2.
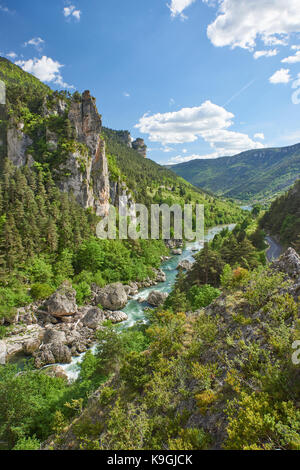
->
168 144 300 203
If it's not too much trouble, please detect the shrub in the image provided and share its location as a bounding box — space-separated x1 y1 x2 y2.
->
30 283 54 300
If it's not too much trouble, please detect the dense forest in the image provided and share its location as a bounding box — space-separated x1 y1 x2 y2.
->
260 180 300 253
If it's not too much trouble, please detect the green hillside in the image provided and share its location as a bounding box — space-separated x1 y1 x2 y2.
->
169 144 300 203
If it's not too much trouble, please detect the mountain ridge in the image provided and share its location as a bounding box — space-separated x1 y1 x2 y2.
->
168 143 300 203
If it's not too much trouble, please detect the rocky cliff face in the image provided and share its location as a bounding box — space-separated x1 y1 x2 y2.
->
4 90 111 216
57 90 110 216
132 137 147 158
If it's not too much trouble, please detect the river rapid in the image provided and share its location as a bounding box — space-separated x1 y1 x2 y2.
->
61 224 236 380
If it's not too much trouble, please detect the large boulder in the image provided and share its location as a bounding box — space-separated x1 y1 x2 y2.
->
43 328 67 345
147 291 169 307
172 249 182 255
154 269 166 283
82 307 105 329
177 260 192 271
43 281 77 318
34 343 72 368
23 338 41 355
94 283 128 311
43 365 68 381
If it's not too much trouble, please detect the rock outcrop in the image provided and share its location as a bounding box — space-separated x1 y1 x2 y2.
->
132 138 147 158
4 90 110 217
271 247 300 280
7 123 33 167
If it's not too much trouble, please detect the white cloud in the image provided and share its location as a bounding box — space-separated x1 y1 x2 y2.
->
269 68 291 84
24 37 45 51
254 133 265 140
206 0 300 50
63 5 81 21
123 92 130 98
253 49 278 59
282 51 300 63
169 98 175 106
6 52 17 59
160 146 174 153
166 152 221 164
0 4 13 14
15 56 74 89
135 100 263 158
291 45 300 50
167 0 196 19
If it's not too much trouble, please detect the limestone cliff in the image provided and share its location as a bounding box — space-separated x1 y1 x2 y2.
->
4 90 111 216
132 137 147 158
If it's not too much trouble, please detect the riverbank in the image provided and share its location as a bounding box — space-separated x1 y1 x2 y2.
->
61 224 236 380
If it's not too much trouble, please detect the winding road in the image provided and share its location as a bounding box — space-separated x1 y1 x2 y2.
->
265 235 283 262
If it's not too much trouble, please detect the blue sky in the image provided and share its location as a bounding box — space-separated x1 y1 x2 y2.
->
0 0 300 164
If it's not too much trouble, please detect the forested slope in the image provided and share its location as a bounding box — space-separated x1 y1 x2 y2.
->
169 144 300 203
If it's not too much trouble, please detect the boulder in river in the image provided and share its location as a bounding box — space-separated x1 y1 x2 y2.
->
34 343 72 368
94 283 128 311
177 260 192 271
43 365 68 381
43 281 77 318
172 249 182 255
147 291 169 307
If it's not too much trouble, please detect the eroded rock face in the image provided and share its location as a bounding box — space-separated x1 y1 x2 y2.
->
147 291 169 307
94 283 128 311
5 90 110 217
132 138 147 158
64 90 110 217
43 281 77 318
6 122 33 167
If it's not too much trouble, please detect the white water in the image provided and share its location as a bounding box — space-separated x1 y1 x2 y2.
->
61 224 236 381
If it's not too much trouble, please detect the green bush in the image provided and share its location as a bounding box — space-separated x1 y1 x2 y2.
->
30 283 54 300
